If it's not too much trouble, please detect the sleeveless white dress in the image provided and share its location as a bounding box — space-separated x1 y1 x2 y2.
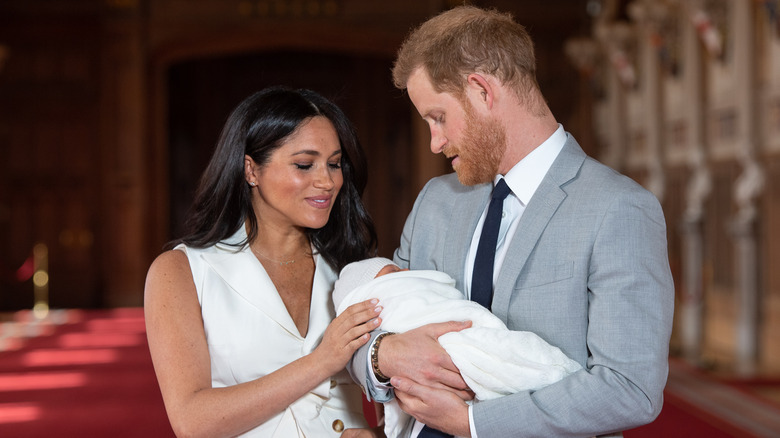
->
177 228 368 437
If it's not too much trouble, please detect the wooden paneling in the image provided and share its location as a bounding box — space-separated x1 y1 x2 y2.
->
1 0 587 310
0 9 102 310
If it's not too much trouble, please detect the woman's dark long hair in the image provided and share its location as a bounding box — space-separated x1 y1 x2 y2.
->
173 87 377 271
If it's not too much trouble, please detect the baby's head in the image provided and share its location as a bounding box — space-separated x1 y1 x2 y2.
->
333 257 404 312
376 263 404 278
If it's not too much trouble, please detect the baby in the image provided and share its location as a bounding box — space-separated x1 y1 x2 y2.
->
334 257 582 438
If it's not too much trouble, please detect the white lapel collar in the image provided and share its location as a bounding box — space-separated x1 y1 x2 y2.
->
201 228 302 339
303 253 337 352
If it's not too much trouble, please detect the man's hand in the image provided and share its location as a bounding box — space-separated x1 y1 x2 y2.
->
392 376 471 437
378 321 472 398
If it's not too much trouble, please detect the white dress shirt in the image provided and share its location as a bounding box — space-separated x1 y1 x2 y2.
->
461 124 566 438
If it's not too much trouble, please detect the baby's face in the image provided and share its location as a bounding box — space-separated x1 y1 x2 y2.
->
375 264 407 278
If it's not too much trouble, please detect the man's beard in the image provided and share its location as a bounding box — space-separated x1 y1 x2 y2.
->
449 104 507 186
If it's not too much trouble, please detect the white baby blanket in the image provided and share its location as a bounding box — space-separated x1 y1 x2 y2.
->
335 270 582 438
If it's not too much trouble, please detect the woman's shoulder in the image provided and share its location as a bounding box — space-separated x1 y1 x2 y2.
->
144 248 199 310
152 247 188 265
146 249 191 283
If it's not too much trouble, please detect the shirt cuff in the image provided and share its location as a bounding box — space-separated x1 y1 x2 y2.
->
365 335 394 402
469 405 478 438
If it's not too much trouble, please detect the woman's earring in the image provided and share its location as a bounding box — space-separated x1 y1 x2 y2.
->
249 182 256 187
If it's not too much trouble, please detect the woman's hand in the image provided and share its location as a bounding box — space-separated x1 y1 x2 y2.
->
342 426 385 438
314 299 382 374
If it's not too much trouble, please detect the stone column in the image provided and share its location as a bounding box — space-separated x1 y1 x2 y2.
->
679 0 712 364
594 21 634 171
729 0 764 376
681 152 711 362
628 0 667 202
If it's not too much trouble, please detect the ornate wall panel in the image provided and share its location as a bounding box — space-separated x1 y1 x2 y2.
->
758 1 780 374
702 162 738 362
759 1 780 153
703 0 738 161
573 0 777 375
661 6 690 166
664 165 687 352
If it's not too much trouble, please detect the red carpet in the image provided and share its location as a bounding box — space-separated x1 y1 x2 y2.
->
1 308 777 437
0 308 174 437
625 392 742 438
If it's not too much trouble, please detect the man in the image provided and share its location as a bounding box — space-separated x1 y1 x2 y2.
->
350 6 674 438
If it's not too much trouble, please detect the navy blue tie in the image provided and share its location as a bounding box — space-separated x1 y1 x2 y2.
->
470 178 511 310
419 179 511 438
418 425 452 437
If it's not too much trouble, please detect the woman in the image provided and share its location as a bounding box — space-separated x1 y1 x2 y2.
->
144 87 383 437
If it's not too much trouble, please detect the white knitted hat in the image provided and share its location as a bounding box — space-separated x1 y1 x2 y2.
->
333 257 397 312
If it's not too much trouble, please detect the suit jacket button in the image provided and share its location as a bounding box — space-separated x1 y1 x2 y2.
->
332 419 344 432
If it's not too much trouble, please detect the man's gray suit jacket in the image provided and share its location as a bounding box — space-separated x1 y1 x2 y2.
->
351 135 674 438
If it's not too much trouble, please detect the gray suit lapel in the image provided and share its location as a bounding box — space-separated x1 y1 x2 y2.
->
491 137 587 322
443 182 491 292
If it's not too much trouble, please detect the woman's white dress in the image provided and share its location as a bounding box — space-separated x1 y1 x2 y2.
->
177 228 368 437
